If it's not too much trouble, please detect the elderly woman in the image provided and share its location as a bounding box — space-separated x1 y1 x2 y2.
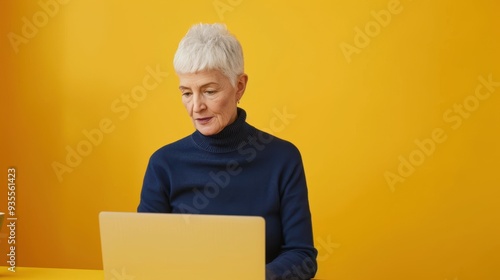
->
138 23 317 280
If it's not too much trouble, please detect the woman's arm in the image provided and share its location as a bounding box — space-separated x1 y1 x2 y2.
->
137 154 171 213
266 148 317 280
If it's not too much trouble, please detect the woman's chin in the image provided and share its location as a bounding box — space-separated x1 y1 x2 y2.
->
196 126 219 136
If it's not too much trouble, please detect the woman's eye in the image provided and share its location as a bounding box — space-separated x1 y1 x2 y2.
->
182 92 192 97
205 90 216 95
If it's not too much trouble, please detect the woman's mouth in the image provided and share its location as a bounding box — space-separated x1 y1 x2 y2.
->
195 117 213 125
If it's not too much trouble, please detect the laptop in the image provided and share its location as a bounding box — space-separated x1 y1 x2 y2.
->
99 212 265 280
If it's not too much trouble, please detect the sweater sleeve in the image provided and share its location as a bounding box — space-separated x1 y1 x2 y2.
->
265 148 318 280
137 154 171 213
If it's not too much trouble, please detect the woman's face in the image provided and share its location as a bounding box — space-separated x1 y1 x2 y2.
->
178 69 247 136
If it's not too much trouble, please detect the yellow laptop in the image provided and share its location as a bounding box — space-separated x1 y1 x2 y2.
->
99 212 265 280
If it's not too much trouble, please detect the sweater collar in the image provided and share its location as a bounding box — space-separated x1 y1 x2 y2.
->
191 108 250 153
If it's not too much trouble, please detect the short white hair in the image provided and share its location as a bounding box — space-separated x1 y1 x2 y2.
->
173 23 244 86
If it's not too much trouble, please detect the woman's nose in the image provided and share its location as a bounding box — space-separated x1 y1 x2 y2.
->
192 94 206 112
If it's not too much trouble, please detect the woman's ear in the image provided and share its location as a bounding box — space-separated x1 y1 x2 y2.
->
235 74 248 102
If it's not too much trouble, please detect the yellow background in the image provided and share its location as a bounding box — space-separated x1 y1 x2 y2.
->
1 0 499 279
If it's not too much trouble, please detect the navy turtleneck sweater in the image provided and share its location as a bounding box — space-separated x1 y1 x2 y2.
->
138 108 317 279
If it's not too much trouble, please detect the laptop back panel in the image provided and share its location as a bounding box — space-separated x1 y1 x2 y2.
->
99 212 265 280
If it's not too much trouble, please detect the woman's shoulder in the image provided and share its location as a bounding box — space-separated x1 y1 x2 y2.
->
249 125 302 158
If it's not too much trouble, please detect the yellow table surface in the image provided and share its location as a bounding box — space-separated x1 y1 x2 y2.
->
0 266 104 279
0 266 326 279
